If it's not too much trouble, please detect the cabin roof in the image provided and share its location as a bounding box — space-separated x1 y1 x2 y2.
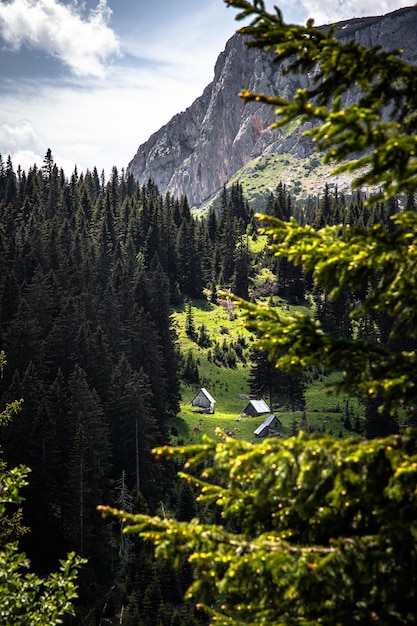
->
245 399 270 414
254 414 281 436
193 387 216 404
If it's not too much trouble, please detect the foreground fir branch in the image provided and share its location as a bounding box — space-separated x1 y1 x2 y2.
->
99 428 417 625
222 210 417 412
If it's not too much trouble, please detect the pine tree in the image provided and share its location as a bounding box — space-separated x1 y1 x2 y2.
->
185 301 196 339
65 365 111 557
115 471 134 569
231 236 250 299
249 347 305 412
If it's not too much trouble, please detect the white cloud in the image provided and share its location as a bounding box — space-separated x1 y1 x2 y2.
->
298 0 411 25
0 119 39 151
0 60 211 178
0 0 120 77
7 148 44 171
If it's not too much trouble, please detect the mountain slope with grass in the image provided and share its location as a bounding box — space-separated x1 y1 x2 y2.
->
127 6 417 210
171 298 364 444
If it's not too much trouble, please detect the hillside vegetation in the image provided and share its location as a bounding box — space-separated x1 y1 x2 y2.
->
171 299 364 443
216 153 354 212
0 146 411 624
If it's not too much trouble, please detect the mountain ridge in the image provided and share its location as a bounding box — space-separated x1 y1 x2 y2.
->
127 6 417 209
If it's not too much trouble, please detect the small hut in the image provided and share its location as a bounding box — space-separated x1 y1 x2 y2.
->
191 388 216 414
254 414 282 438
243 398 270 417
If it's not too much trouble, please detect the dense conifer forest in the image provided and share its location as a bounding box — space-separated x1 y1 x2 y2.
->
0 150 414 623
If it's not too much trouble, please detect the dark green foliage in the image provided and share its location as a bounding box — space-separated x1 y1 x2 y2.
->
197 324 211 348
265 184 306 303
0 153 202 618
231 238 250 299
210 339 239 369
185 301 196 339
183 351 200 384
102 429 417 626
313 287 353 339
176 481 197 522
65 365 111 556
0 153 267 624
249 347 306 411
364 397 400 439
0 352 84 623
200 183 253 292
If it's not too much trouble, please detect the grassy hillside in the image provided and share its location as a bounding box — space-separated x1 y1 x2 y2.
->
203 152 355 213
170 299 365 445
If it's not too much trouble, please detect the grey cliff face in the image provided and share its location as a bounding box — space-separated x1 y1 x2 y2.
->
127 7 417 209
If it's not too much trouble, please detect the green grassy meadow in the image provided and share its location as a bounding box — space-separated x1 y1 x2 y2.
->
170 300 365 445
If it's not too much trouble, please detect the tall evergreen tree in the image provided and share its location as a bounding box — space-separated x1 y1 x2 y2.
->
65 365 111 558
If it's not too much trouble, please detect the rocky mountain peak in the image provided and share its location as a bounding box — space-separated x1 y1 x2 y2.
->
127 7 417 209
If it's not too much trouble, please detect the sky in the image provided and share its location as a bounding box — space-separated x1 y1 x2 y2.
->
0 0 413 179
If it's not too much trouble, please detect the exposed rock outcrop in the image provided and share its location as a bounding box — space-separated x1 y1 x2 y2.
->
127 7 417 208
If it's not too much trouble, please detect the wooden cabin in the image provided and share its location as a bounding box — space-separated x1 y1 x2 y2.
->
243 398 270 417
254 414 282 438
191 387 216 414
